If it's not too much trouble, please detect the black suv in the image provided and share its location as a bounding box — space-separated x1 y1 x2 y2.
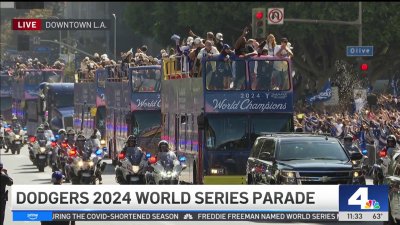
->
246 133 365 185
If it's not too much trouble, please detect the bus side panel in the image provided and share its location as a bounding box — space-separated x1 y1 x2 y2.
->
161 78 203 184
74 82 96 137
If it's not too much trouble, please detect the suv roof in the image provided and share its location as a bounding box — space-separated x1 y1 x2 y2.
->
258 132 334 140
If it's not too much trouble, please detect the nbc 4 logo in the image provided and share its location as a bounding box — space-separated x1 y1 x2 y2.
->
348 187 380 210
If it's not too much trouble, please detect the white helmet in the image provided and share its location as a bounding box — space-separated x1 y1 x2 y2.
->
216 33 223 41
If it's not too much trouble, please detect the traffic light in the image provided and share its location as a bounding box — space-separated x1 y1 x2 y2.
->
252 8 266 39
359 61 369 78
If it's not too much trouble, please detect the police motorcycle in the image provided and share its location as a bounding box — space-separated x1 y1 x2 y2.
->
59 129 76 180
373 135 398 185
147 140 187 185
5 124 24 154
69 134 107 185
28 127 51 172
342 134 366 184
115 135 150 184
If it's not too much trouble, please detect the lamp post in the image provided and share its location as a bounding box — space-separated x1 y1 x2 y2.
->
112 13 116 61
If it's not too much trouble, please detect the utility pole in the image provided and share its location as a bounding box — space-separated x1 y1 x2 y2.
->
284 2 362 45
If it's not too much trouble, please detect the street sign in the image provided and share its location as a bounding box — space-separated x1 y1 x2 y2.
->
268 8 284 25
346 46 374 57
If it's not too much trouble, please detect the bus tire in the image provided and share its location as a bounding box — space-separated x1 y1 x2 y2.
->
247 174 253 185
192 162 197 184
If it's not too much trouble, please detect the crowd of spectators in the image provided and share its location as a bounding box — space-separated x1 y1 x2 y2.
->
295 93 400 148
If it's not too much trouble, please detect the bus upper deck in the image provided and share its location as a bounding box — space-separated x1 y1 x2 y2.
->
161 56 294 184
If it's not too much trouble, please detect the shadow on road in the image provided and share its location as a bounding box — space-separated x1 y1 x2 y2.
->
17 170 43 174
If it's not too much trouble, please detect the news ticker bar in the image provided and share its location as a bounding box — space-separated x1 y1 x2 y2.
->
13 211 388 222
12 19 111 30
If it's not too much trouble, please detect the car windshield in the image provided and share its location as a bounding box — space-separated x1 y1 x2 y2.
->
277 140 349 161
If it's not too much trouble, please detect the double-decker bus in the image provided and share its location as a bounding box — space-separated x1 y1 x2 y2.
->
39 82 74 133
12 69 64 136
101 65 162 163
73 71 97 138
0 72 13 121
161 56 294 184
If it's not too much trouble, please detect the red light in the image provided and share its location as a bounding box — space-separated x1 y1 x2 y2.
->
69 148 77 156
379 149 387 157
29 136 36 143
360 63 368 71
118 152 126 159
255 11 263 20
149 156 157 164
51 141 57 147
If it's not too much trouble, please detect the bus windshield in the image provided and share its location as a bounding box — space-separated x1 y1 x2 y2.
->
248 59 291 91
205 114 249 151
131 69 161 92
54 94 74 108
250 114 293 143
132 111 161 137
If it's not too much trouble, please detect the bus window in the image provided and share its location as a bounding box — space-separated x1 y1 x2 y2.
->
205 60 245 91
180 115 188 151
26 101 38 121
250 114 293 143
205 115 248 151
249 60 290 91
97 72 107 88
131 69 161 92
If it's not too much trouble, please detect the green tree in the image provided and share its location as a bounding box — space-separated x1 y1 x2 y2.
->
124 2 400 86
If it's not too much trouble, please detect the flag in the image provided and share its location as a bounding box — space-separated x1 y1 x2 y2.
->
306 80 332 104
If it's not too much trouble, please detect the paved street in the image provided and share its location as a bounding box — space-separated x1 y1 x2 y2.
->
1 145 383 225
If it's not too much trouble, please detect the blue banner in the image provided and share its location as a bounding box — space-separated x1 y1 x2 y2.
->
205 91 293 113
306 81 332 104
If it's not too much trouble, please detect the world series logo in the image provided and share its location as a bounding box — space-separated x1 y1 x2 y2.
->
339 185 388 212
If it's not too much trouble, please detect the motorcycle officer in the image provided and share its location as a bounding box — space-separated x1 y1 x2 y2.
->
86 134 104 184
75 134 87 156
57 129 67 144
10 116 21 131
374 135 399 185
63 129 76 183
66 129 76 146
4 116 21 153
157 140 179 167
121 135 143 157
43 122 54 140
386 135 399 157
